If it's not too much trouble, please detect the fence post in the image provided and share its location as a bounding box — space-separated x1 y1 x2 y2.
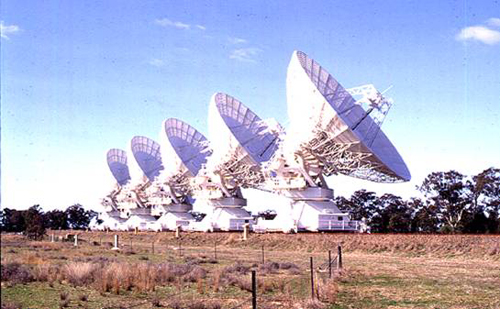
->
51 233 55 243
112 235 120 250
175 225 181 238
338 245 342 269
310 257 315 299
243 223 249 241
328 250 332 278
74 234 79 247
252 270 257 309
261 245 265 264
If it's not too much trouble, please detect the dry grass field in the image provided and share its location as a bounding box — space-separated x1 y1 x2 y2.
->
1 232 499 309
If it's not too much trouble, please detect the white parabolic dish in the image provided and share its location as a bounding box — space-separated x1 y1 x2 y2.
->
286 50 411 182
208 92 280 168
130 136 164 181
106 148 131 186
163 118 211 178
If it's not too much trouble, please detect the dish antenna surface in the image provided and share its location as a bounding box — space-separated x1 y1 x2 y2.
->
213 92 279 164
97 148 132 231
286 50 410 183
116 136 164 231
257 51 410 233
106 148 131 186
206 92 281 189
192 92 281 231
164 118 212 177
131 136 164 181
147 118 212 231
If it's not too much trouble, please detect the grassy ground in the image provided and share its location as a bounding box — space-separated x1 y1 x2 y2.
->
1 232 499 309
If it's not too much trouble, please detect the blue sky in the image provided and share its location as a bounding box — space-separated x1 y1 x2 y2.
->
1 0 499 212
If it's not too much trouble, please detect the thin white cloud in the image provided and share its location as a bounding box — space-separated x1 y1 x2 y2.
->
229 47 262 63
486 17 500 27
148 58 166 67
228 37 248 44
154 18 190 30
195 25 206 31
1 21 20 39
456 25 500 45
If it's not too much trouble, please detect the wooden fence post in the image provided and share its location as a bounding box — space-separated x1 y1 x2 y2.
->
338 245 342 269
252 270 257 309
328 250 332 278
310 257 315 299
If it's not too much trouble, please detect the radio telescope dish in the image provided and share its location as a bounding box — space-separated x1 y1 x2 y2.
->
106 149 131 186
145 118 210 231
164 118 211 177
131 136 164 181
211 92 280 166
190 92 281 232
286 50 410 182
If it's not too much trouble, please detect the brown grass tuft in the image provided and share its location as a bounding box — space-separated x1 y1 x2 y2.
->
64 262 96 286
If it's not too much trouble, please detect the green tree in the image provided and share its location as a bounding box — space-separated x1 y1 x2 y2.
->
418 171 472 233
338 190 380 222
3 209 27 233
469 167 500 233
409 198 439 233
370 194 412 233
24 205 46 240
44 210 69 230
66 204 93 230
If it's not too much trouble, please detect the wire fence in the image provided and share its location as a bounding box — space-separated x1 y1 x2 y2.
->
44 230 344 308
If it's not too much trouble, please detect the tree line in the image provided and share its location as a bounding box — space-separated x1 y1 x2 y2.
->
336 168 500 233
0 204 96 239
1 168 498 236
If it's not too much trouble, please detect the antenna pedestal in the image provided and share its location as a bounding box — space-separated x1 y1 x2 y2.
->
285 187 359 232
151 203 193 216
123 208 156 231
106 210 122 218
281 187 334 201
193 197 252 232
256 187 359 233
212 197 247 207
150 203 195 232
98 211 127 231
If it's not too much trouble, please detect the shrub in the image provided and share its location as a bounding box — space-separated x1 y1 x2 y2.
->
279 262 299 270
64 262 96 286
167 299 183 309
1 302 22 309
316 279 338 303
59 291 69 301
33 264 61 283
1 262 34 284
151 296 161 307
259 262 280 274
301 299 326 309
184 266 207 283
59 299 70 308
224 262 250 275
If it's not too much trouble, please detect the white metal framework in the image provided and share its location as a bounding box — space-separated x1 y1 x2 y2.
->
285 50 410 183
96 50 410 234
